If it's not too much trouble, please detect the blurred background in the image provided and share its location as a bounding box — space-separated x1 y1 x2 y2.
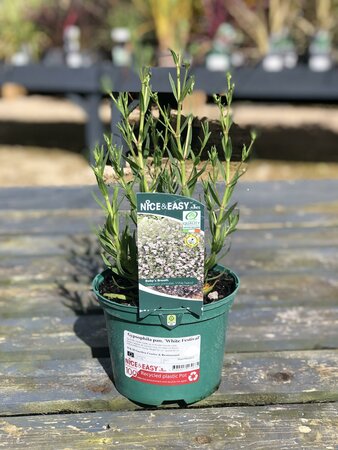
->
0 0 337 186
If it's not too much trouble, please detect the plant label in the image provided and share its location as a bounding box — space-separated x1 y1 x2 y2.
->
124 331 201 385
137 193 205 318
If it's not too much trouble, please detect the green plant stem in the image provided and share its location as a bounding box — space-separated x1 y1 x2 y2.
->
93 50 255 297
176 61 185 191
136 74 150 192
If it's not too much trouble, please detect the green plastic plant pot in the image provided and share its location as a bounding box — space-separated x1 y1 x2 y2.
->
92 265 239 406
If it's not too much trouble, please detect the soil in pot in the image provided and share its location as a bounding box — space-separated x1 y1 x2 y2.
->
98 268 237 307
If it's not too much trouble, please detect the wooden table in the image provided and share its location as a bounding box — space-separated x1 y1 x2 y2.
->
0 180 337 448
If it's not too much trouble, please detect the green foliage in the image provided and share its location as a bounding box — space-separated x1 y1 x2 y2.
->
93 51 255 300
132 0 196 53
0 0 46 60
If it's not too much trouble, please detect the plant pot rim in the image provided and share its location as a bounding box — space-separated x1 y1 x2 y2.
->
92 264 240 316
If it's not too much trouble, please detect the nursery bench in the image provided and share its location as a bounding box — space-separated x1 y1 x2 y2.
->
1 62 338 162
0 179 337 448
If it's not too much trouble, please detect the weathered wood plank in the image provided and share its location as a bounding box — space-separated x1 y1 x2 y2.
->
0 181 338 236
0 235 90 257
0 255 78 282
237 271 338 306
233 226 338 249
230 247 338 272
1 246 338 286
0 350 337 416
1 289 337 320
1 181 337 211
1 209 337 236
1 268 337 322
0 187 97 211
1 226 338 257
0 403 337 449
0 286 94 320
0 282 100 318
0 210 102 236
0 307 337 361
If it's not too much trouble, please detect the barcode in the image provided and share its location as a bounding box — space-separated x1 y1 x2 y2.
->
172 362 199 370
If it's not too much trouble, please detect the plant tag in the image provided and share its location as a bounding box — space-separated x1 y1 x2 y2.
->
137 193 205 318
124 331 201 385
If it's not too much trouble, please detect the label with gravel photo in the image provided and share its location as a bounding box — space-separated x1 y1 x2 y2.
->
137 193 205 317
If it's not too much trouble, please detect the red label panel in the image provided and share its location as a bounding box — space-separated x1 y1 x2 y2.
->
131 369 200 385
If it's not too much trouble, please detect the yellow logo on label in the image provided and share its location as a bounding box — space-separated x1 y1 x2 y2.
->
184 234 200 248
167 315 176 326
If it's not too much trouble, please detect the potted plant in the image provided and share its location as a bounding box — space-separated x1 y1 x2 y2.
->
92 51 255 406
225 0 301 69
308 0 334 72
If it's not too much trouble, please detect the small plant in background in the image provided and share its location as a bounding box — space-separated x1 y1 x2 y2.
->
30 0 121 59
107 0 154 67
225 0 303 59
92 51 255 303
300 0 337 71
0 0 47 62
132 0 199 63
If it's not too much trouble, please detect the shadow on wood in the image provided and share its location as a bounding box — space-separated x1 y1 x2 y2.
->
56 236 112 378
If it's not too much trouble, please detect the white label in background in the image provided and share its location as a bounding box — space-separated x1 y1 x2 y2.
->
124 331 201 385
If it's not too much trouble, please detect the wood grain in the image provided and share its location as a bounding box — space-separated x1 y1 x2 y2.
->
0 305 337 362
0 350 337 416
0 181 337 448
1 246 338 281
0 403 337 449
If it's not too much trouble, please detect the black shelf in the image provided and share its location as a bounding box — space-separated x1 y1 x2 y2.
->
1 62 337 159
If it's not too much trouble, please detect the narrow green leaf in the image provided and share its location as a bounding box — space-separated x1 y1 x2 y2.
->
219 202 238 224
169 49 179 65
182 76 195 98
168 73 178 101
207 182 222 207
92 192 107 212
